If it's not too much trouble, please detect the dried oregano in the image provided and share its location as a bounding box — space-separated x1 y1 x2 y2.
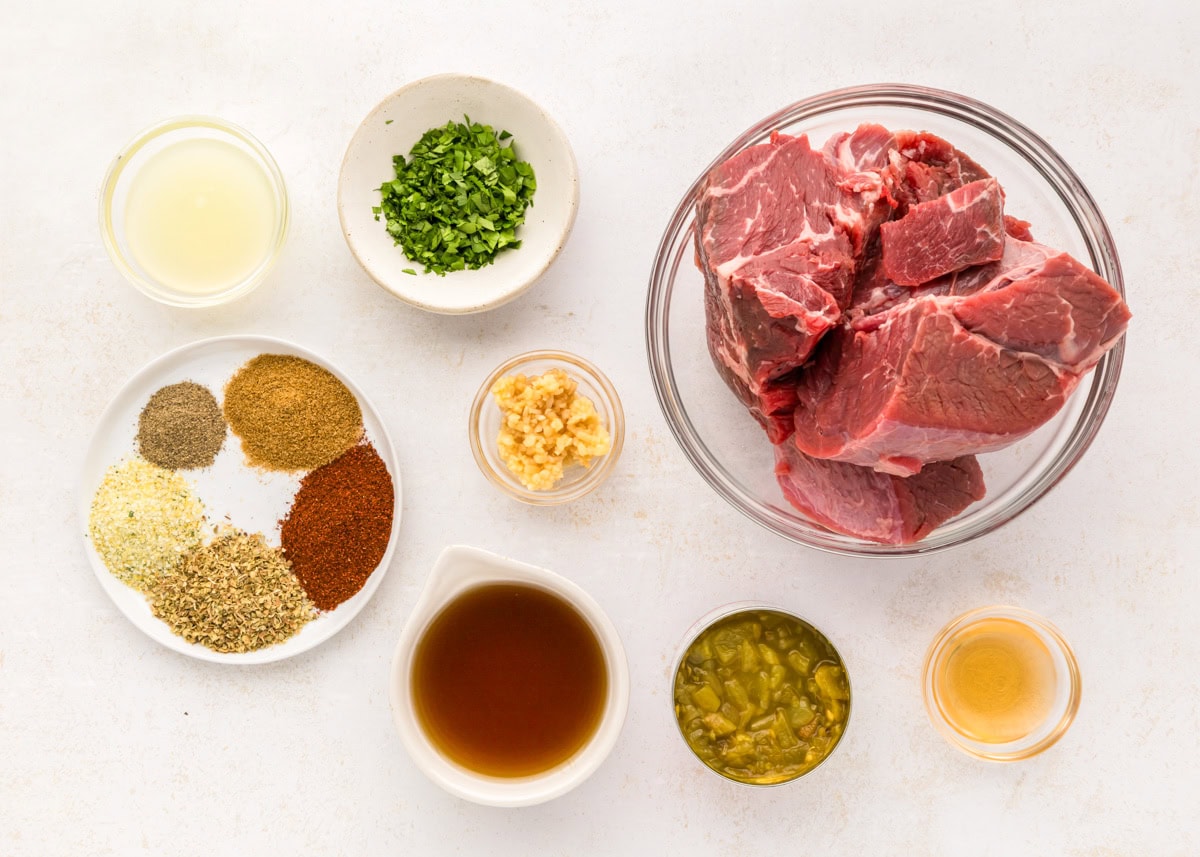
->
146 530 315 653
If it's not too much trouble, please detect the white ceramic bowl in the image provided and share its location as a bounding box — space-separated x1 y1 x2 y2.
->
390 545 629 806
78 335 402 664
338 74 579 314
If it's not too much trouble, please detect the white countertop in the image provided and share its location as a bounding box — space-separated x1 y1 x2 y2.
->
2 2 1197 854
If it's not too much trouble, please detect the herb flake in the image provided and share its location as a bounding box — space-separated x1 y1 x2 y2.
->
373 116 537 275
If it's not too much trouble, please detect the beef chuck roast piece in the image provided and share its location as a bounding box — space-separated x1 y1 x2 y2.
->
953 250 1130 370
695 129 888 443
1004 215 1034 241
881 178 1006 286
774 442 985 545
847 231 1055 326
792 298 1082 476
823 123 896 173
791 238 1130 475
882 130 991 212
692 122 1130 543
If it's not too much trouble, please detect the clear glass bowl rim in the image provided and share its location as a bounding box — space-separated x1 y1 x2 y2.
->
98 114 290 308
644 83 1126 557
921 604 1082 762
468 349 626 505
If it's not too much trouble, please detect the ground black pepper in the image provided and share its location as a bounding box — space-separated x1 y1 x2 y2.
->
136 381 226 470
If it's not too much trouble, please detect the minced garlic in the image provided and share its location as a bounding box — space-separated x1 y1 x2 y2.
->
491 368 611 491
88 457 207 592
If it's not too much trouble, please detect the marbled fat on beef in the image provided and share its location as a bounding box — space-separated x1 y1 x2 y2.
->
695 128 888 442
693 123 1130 543
791 238 1130 476
880 178 1006 286
881 130 991 213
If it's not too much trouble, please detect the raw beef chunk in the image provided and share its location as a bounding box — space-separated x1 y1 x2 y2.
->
952 250 1130 370
880 178 1005 286
847 228 1057 326
823 124 896 173
1004 215 1034 241
881 130 991 212
791 239 1130 475
774 442 985 545
695 131 875 442
692 121 1130 543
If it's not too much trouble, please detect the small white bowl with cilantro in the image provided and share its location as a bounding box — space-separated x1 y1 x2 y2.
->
338 74 579 314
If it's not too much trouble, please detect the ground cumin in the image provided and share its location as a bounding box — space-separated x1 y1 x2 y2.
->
223 354 363 471
280 442 394 610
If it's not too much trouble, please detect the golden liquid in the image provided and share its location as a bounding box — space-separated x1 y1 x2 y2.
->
124 137 277 295
933 617 1057 744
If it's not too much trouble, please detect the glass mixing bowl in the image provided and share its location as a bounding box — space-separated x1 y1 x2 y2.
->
645 84 1125 557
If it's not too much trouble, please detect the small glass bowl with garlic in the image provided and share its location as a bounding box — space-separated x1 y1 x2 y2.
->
469 350 624 505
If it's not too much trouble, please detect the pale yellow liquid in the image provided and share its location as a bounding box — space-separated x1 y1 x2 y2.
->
933 617 1057 744
124 137 277 295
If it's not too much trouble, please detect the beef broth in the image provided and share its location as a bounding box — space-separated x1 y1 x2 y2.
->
411 583 608 777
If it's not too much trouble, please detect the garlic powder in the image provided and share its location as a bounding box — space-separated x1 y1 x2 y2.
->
88 457 207 592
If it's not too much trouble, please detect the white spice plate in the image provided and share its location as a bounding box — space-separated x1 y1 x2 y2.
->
337 73 579 314
78 335 403 664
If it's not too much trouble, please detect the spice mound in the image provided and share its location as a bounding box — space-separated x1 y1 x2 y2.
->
146 531 315 653
88 458 207 592
223 354 363 471
281 442 394 611
373 116 537 275
491 368 611 491
136 381 226 470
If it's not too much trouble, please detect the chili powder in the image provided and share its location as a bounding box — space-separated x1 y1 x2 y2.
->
280 442 394 610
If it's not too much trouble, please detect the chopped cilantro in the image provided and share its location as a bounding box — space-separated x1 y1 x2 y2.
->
372 116 537 275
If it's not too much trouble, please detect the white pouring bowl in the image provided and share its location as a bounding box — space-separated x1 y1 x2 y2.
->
389 545 629 807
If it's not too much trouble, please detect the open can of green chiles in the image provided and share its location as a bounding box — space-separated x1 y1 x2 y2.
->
671 602 852 786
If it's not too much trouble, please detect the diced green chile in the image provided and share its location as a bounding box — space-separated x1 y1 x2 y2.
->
673 610 850 784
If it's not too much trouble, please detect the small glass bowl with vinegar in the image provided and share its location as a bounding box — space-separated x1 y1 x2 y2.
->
99 116 289 307
922 606 1081 762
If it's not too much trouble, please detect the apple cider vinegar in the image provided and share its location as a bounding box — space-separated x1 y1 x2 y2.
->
931 616 1057 744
